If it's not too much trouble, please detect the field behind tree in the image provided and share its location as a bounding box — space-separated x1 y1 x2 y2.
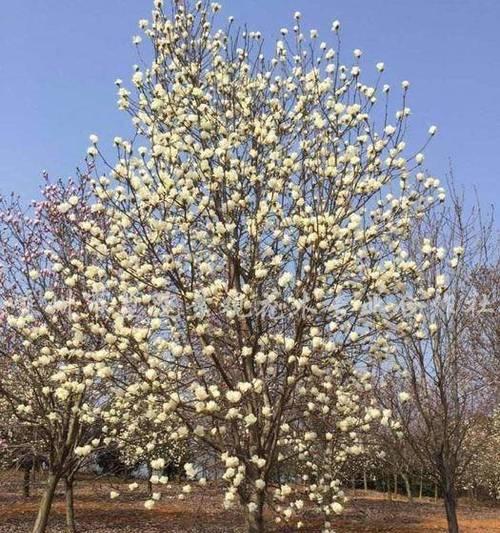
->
0 473 499 533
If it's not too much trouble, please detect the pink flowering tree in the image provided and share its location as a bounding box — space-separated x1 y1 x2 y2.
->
0 180 120 533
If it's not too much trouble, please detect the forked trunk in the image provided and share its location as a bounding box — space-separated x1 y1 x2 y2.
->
65 478 77 533
32 473 59 533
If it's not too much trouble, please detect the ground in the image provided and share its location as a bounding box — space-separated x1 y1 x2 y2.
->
0 474 499 532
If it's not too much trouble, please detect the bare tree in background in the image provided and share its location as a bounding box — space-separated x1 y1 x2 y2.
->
466 262 500 397
378 181 497 533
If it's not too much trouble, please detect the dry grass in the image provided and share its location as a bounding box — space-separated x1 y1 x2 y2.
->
0 472 499 532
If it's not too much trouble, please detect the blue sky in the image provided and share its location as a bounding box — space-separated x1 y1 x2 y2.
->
0 0 498 213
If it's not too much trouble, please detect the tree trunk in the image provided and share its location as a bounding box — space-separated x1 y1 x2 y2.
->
146 465 153 497
31 458 38 484
245 492 265 533
434 482 438 502
23 467 31 498
363 469 368 491
393 473 398 497
419 471 423 500
402 473 413 503
386 475 393 501
32 464 37 485
32 473 59 533
65 478 77 533
441 472 460 533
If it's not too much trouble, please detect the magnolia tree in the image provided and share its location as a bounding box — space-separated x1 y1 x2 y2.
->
51 1 445 531
459 409 500 501
337 439 386 493
0 399 47 498
476 410 500 500
0 182 124 533
103 393 188 502
373 378 433 501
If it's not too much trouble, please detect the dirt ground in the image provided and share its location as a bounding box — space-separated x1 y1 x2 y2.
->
0 474 499 532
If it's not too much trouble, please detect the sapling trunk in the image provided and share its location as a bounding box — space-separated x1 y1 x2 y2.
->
387 475 393 501
23 467 31 498
441 470 460 533
65 477 77 533
402 473 413 503
32 473 59 533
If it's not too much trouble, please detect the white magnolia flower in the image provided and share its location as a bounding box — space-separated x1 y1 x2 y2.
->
244 413 257 427
144 500 155 510
278 272 293 287
399 392 411 403
226 390 242 403
255 479 266 490
331 502 344 514
151 458 165 470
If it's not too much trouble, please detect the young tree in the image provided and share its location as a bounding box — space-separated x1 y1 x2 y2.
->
378 186 496 533
62 1 445 530
0 410 47 499
0 181 118 533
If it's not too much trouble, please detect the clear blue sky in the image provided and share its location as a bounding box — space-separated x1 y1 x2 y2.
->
0 0 498 212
